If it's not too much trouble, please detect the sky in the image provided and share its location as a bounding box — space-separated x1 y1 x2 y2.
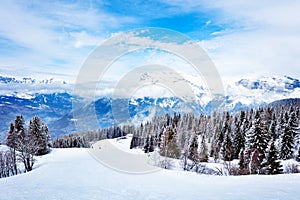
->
0 0 299 83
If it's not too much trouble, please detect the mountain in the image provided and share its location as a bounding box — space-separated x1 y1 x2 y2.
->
225 75 300 112
268 98 300 108
0 92 76 140
0 74 299 140
0 75 67 85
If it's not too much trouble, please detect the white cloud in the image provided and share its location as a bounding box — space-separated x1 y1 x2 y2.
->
69 31 104 48
1 0 299 84
0 0 137 81
162 0 300 79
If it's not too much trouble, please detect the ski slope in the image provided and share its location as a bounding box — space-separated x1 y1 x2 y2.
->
1 138 300 200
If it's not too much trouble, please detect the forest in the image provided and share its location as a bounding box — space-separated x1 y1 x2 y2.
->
53 104 300 175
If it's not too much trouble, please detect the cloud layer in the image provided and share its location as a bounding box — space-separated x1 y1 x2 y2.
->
0 0 299 83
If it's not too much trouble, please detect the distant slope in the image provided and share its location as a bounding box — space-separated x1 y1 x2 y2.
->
268 98 300 108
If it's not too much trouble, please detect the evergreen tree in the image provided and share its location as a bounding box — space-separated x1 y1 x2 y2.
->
269 113 277 141
246 110 269 173
199 135 208 162
188 134 199 163
221 130 234 161
160 127 180 159
276 110 286 139
6 116 26 175
238 148 248 174
263 142 283 175
28 116 51 155
297 146 300 162
220 112 231 144
7 115 25 148
280 124 294 160
144 135 154 153
233 111 246 159
280 108 298 160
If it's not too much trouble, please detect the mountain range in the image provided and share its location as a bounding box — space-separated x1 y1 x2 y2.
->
0 74 299 140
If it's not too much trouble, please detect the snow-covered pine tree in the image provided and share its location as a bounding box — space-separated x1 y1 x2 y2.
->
28 116 51 155
262 141 283 175
7 116 25 148
245 110 269 174
238 148 248 175
144 135 154 153
180 136 190 171
233 110 246 159
210 119 222 161
276 109 286 139
220 112 231 144
269 112 277 141
221 129 234 161
6 115 26 175
280 111 298 160
188 134 199 164
160 127 180 159
199 134 208 162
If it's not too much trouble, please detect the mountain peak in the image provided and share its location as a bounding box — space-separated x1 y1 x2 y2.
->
235 75 300 91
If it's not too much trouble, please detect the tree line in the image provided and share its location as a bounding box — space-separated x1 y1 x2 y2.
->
52 125 126 148
129 105 299 175
52 104 300 175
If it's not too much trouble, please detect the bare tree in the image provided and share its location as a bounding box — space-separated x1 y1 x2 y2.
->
15 133 41 172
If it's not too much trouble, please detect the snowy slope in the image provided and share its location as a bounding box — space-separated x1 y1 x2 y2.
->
1 139 300 199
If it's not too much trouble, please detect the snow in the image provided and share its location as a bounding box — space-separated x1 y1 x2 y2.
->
1 138 300 199
0 145 10 151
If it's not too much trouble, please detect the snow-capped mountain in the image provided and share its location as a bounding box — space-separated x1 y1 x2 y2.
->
0 74 299 140
0 75 68 85
225 76 300 112
0 75 72 99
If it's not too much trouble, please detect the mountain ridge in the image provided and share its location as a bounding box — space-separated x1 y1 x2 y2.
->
0 74 299 139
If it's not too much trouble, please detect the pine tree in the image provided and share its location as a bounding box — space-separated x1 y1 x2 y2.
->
6 123 18 175
188 134 199 163
199 135 208 162
279 108 299 160
7 116 25 148
220 112 231 144
233 111 246 159
221 130 234 161
246 110 269 173
6 116 26 175
28 116 51 155
160 127 180 159
238 148 248 174
280 125 294 160
144 135 154 153
263 142 283 175
269 113 277 141
297 146 300 162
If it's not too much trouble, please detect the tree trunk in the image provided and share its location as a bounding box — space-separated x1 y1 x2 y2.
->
13 148 18 175
26 157 32 171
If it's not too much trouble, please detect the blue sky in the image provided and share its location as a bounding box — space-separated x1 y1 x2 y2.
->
0 0 299 82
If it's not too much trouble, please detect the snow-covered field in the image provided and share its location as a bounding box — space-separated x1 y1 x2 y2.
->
1 138 300 200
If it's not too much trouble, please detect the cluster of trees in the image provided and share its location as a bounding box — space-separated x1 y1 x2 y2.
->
130 105 300 175
0 149 16 178
52 126 125 148
0 115 51 178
